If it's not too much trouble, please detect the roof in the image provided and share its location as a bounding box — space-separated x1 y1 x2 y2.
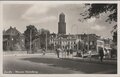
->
3 26 21 36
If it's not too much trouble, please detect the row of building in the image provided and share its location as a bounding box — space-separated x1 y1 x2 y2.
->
49 33 113 52
3 26 112 52
3 13 113 54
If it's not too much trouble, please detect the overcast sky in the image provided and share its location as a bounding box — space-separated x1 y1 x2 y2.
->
3 3 117 39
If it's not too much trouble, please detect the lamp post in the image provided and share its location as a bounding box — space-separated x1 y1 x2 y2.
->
71 24 78 50
87 34 89 52
30 30 32 54
11 37 14 51
45 32 48 52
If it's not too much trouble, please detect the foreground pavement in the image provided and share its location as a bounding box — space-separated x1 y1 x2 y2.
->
3 53 117 74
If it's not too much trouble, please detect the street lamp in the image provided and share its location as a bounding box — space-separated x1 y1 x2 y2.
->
30 30 32 54
45 32 48 52
71 24 79 50
87 34 90 52
11 37 14 51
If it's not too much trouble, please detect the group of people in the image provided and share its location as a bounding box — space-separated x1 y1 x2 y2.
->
98 47 114 62
77 47 109 62
41 47 74 58
41 46 112 62
55 47 74 58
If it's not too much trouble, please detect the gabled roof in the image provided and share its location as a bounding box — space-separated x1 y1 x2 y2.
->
3 26 21 36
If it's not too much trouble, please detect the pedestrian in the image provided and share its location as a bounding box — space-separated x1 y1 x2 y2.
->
64 49 67 58
104 48 108 58
42 48 46 55
56 48 60 58
67 49 70 57
99 47 104 62
61 48 64 58
88 50 92 61
70 49 73 55
107 49 111 58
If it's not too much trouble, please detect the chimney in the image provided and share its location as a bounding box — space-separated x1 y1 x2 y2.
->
14 27 16 29
10 26 12 29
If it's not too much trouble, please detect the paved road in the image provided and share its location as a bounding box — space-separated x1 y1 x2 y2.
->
3 53 117 74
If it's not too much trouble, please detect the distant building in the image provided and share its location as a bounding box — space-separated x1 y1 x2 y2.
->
49 34 79 50
58 13 66 34
49 33 100 52
78 34 100 51
3 26 25 51
96 38 113 52
103 38 113 49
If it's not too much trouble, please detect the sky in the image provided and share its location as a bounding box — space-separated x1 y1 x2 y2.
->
3 3 117 39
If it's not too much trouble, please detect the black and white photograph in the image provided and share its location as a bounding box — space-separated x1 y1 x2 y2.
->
1 1 119 75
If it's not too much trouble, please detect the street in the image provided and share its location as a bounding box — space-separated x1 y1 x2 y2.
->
3 53 117 74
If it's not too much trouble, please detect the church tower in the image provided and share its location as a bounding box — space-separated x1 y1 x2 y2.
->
58 13 66 34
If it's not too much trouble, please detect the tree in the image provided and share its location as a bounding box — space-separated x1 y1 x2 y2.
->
111 25 117 45
80 4 117 22
80 4 117 44
38 28 50 49
24 25 38 53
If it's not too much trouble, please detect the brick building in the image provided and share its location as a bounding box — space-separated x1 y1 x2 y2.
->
3 26 25 51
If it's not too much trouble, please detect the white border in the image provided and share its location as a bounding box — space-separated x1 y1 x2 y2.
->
0 0 3 76
0 1 119 4
0 1 119 77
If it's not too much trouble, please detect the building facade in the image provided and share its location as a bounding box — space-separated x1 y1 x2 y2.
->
79 34 100 51
49 34 79 50
49 33 99 51
3 27 25 51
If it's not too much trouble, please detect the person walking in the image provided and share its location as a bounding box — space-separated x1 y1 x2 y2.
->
42 48 46 55
61 48 64 58
99 47 104 62
70 49 73 58
56 47 60 58
67 49 70 58
88 50 92 61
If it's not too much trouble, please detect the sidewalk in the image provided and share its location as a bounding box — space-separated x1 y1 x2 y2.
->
3 52 55 56
3 52 117 65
